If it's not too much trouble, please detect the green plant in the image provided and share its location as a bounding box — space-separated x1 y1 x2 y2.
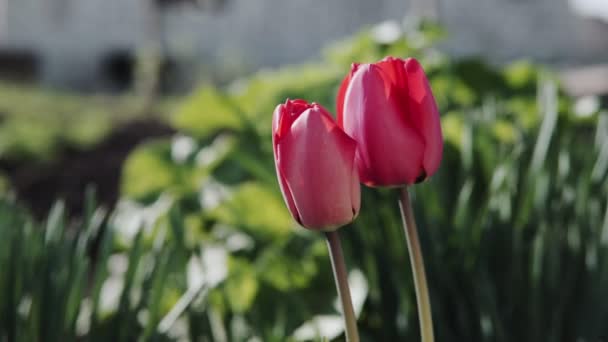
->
121 19 608 341
0 82 173 162
1 19 608 341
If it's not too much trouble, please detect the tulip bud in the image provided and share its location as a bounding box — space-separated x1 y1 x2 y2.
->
337 57 443 187
272 99 360 230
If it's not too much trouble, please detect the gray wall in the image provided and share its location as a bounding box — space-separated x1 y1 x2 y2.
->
2 0 147 87
440 0 608 65
1 0 608 89
163 0 409 68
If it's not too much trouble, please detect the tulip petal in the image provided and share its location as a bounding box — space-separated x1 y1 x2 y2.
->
279 107 359 229
336 64 359 127
376 56 408 106
274 145 302 225
403 58 443 177
337 128 360 219
332 125 361 217
349 153 361 216
272 104 302 224
342 64 425 186
273 99 312 140
272 103 282 137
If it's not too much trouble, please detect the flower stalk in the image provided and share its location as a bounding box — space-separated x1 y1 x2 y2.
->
398 187 434 342
325 230 360 342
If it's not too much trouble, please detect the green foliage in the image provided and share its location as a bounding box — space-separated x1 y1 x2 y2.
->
121 139 183 201
2 19 608 341
173 86 244 137
0 82 166 161
0 188 251 341
209 182 293 239
120 19 607 341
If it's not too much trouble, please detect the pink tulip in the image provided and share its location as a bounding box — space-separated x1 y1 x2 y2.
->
272 99 360 230
337 57 443 187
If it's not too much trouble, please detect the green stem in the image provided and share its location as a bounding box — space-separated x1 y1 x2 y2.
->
398 187 435 342
325 230 360 342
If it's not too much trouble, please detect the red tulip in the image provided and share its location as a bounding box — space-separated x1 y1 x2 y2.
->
337 57 443 187
272 99 360 230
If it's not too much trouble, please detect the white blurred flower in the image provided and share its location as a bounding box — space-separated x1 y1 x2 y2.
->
574 95 600 118
199 179 231 210
230 315 251 341
195 134 233 168
111 195 173 246
99 275 124 315
110 201 143 244
225 232 255 252
76 298 92 336
187 256 205 289
159 249 224 335
372 20 402 44
172 134 197 163
17 296 31 318
333 269 368 317
107 253 129 275
167 316 190 342
292 315 344 341
138 310 150 326
187 245 228 289
293 270 368 341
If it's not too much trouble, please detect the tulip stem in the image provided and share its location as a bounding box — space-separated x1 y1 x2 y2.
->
398 187 435 342
325 230 360 342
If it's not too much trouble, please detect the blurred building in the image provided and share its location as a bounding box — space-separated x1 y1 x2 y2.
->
440 0 608 65
0 0 607 92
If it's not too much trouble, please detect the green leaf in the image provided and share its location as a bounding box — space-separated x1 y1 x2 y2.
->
173 86 243 138
224 258 259 313
209 182 293 240
121 140 177 200
45 201 65 244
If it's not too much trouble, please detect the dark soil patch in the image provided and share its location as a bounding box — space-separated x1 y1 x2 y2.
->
0 119 174 218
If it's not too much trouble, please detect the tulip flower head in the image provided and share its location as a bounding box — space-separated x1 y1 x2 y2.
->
337 57 443 187
272 99 360 230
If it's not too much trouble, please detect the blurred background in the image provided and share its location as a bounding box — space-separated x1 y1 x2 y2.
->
1 0 608 341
